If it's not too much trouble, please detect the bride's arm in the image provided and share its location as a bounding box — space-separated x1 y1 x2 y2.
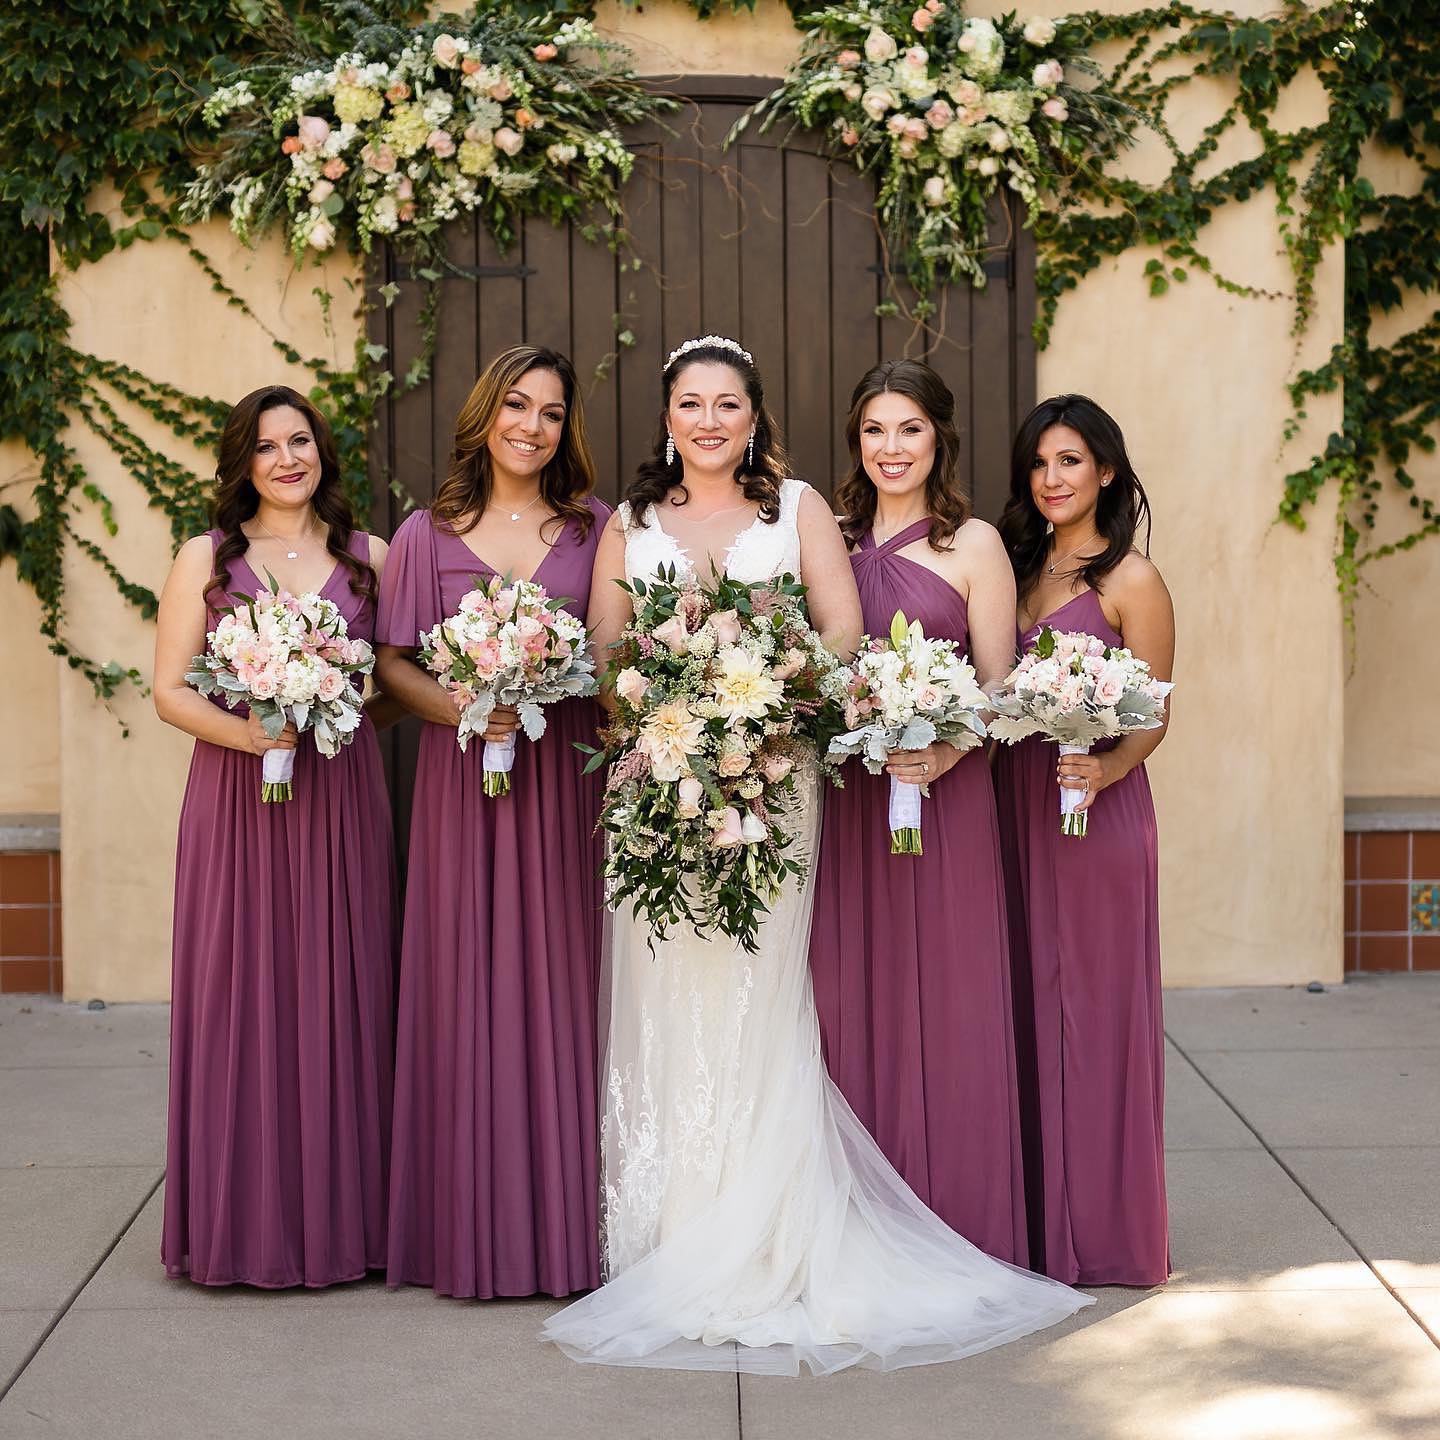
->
586 510 633 713
796 488 862 661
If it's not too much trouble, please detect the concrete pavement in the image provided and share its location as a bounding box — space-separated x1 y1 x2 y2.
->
1 976 1437 1440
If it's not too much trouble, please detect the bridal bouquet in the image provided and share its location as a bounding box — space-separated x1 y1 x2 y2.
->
585 565 846 952
186 573 373 802
418 574 596 795
988 626 1172 837
827 610 989 855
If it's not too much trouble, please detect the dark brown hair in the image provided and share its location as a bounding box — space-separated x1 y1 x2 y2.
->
835 359 970 550
997 394 1153 601
626 340 789 523
206 385 375 606
430 346 597 541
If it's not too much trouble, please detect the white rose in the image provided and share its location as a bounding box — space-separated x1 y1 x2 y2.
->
861 86 897 121
864 26 899 62
987 126 1010 152
977 154 1000 177
1023 17 1057 46
432 34 461 68
923 176 946 207
494 126 524 157
308 216 336 250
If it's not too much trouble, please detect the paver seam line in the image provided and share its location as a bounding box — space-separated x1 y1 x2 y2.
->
0 1169 164 1406
1169 1046 1440 1055
1166 1031 1440 1353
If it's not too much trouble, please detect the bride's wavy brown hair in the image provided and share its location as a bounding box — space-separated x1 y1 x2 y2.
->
206 386 375 607
835 359 970 550
626 340 790 524
431 346 598 541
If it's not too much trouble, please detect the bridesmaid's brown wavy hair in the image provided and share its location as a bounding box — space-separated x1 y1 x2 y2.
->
626 340 789 524
835 359 970 551
206 386 375 606
431 346 598 541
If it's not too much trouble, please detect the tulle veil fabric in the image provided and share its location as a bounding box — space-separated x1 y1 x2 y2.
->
541 483 1092 1373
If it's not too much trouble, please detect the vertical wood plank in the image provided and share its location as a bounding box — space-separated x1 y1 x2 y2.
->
430 213 480 496
618 141 667 497
660 102 704 348
829 162 880 494
781 147 831 492
522 212 574 357
570 209 622 502
476 220 525 373
699 103 744 340
969 193 1017 523
736 136 786 443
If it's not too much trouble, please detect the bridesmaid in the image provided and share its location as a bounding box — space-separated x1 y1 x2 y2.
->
377 345 610 1299
809 359 1028 1264
994 393 1175 1287
153 385 395 1287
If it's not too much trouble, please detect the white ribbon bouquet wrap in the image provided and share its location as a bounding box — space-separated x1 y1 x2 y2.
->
417 575 596 797
988 625 1173 838
827 611 989 856
186 573 372 803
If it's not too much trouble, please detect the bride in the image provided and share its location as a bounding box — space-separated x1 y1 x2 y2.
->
543 337 1092 1374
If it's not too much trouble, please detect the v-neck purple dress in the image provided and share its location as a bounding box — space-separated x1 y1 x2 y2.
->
164 530 396 1288
993 586 1168 1287
378 501 609 1299
808 520 1028 1265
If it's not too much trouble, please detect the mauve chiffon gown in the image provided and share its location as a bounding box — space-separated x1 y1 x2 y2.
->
994 586 1169 1287
809 519 1028 1265
380 500 609 1299
164 531 396 1287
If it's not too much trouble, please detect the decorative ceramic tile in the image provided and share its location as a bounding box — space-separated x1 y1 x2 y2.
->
1412 881 1440 935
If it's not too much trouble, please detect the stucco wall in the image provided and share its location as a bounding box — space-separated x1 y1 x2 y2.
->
37 0 1349 997
54 217 360 1001
0 441 61 815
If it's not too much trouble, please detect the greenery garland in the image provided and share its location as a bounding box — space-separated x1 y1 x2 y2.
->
1 0 1436 723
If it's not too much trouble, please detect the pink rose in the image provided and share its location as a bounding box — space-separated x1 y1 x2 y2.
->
676 776 704 819
708 609 742 646
836 49 862 68
533 42 558 61
1042 97 1068 122
340 66 360 86
771 648 805 681
923 176 946 207
925 99 954 129
489 77 513 102
912 9 933 30
926 0 943 11
904 117 928 141
385 82 411 102
653 615 689 653
841 125 860 146
251 668 280 700
717 747 749 778
322 157 347 180
361 142 397 175
317 668 345 702
904 45 929 67
916 685 942 711
297 114 331 150
1093 666 1127 707
958 31 977 52
760 755 793 784
897 137 918 158
307 218 336 251
887 114 908 135
308 179 334 204
615 667 649 706
494 126 524 157
396 176 414 200
432 34 461 68
427 129 456 157
710 807 745 848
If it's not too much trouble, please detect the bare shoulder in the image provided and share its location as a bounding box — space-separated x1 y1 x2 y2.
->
1108 550 1170 605
172 534 216 578
366 533 389 567
796 484 839 526
951 516 1007 562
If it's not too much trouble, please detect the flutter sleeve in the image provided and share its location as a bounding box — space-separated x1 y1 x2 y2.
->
375 508 444 648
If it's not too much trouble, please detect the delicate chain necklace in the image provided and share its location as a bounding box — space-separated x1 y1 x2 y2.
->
252 514 316 561
1047 530 1100 575
491 491 543 523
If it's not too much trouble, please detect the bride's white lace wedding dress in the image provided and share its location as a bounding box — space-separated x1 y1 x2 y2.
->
541 480 1092 1374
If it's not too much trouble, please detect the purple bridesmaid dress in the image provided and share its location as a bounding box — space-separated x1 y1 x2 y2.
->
164 531 396 1287
808 519 1028 1265
379 500 609 1299
994 587 1169 1286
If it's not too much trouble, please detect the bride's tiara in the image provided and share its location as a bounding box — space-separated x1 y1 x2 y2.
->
663 335 753 372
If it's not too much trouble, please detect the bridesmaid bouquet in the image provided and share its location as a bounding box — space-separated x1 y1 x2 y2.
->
584 565 846 952
187 574 373 802
417 574 596 796
828 611 989 855
988 626 1172 837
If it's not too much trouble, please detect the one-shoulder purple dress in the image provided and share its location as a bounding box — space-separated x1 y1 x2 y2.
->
164 531 395 1287
379 500 609 1299
808 520 1028 1265
994 586 1168 1287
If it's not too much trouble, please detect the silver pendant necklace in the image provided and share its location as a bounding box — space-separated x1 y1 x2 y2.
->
253 516 311 560
493 492 543 523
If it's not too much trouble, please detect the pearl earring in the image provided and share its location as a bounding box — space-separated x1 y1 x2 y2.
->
666 433 675 466
747 429 755 468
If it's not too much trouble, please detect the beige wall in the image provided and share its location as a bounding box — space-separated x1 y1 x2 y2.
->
0 441 61 814
38 0 1350 995
55 216 360 1001
1342 145 1440 800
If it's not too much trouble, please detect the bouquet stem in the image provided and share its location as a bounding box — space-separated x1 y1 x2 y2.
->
261 747 295 805
483 732 517 798
1058 742 1089 839
888 775 924 858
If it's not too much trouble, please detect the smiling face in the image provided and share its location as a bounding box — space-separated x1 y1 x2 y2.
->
859 391 937 504
667 361 754 477
486 365 566 485
250 405 322 512
1029 423 1113 530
